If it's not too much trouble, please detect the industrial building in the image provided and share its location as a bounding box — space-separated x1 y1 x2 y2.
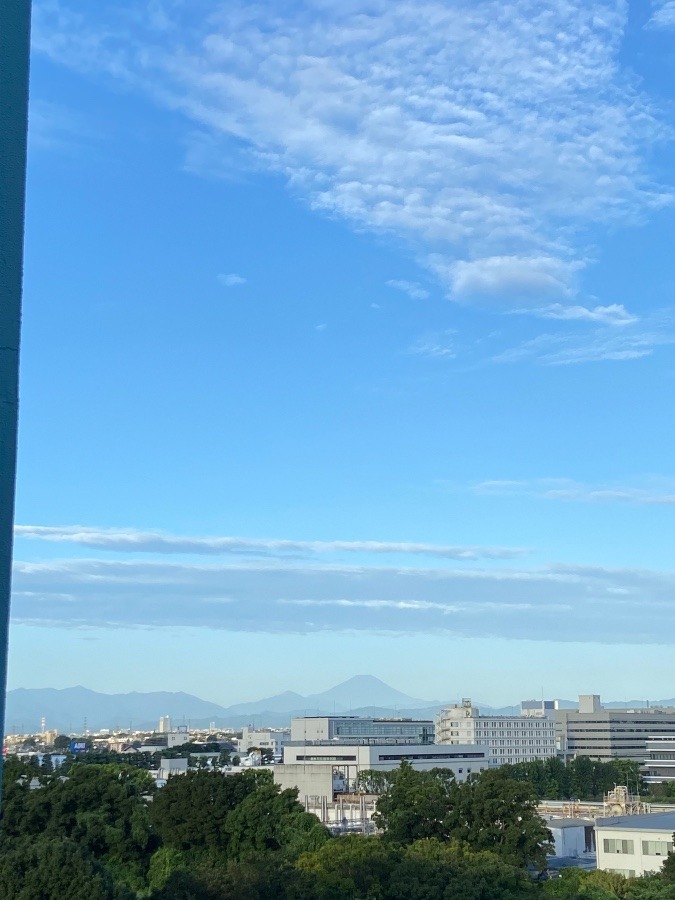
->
556 695 675 763
596 811 675 878
435 698 557 766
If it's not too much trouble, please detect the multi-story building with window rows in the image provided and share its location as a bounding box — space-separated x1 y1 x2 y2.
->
435 698 557 767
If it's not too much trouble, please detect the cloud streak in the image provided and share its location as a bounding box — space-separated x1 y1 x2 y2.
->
647 1 675 30
386 279 430 301
14 525 526 560
492 315 675 365
217 273 246 287
473 478 675 505
10 556 675 643
32 0 670 311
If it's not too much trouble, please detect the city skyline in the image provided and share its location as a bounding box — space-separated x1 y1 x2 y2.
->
10 0 675 703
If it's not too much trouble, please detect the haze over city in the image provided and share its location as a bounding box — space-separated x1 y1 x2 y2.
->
9 0 675 705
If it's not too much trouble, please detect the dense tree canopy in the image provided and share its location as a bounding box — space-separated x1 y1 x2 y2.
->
2 753 675 899
372 761 553 869
501 758 644 802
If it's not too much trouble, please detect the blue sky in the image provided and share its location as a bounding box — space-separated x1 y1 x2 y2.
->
9 0 675 706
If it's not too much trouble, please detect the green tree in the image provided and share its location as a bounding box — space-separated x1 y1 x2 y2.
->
389 839 537 900
452 769 553 870
149 769 262 856
297 834 401 899
53 734 71 751
1 761 157 891
373 760 459 844
661 842 675 884
224 782 328 860
626 876 675 900
0 834 134 900
373 762 552 870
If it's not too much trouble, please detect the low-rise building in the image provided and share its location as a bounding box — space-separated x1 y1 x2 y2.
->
546 818 596 859
435 698 557 767
596 812 675 878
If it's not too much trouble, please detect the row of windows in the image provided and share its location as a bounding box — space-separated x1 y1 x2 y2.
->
642 841 673 856
442 721 551 731
378 752 485 761
295 755 357 762
604 839 634 854
603 839 674 857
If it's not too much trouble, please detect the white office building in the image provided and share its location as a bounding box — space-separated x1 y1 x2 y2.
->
435 698 557 767
596 812 675 878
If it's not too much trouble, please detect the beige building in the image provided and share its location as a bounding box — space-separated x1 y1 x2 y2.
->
435 699 556 767
596 812 675 878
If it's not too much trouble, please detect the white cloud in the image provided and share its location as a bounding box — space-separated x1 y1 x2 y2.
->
217 272 246 287
436 255 580 307
472 478 675 505
386 279 430 301
492 316 675 365
10 556 675 643
647 1 675 29
409 331 456 359
515 303 638 326
32 0 670 312
14 524 526 560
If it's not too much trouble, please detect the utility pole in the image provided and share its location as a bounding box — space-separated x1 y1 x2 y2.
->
0 0 32 809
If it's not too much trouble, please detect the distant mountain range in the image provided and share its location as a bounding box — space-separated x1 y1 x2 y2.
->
6 676 673 734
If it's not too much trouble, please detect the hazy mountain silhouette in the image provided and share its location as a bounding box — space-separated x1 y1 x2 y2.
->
8 679 667 734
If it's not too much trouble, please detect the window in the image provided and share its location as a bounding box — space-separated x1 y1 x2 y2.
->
603 839 634 855
642 841 673 856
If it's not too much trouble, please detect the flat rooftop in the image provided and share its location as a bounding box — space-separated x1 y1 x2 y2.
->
596 812 675 831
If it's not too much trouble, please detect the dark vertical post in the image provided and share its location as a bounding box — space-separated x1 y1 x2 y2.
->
0 0 32 807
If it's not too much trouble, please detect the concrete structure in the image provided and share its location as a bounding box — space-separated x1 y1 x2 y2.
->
435 698 557 766
240 726 290 759
556 696 675 762
596 812 675 878
157 757 189 780
290 716 434 744
644 737 675 785
158 717 172 734
0 0 32 807
546 818 596 859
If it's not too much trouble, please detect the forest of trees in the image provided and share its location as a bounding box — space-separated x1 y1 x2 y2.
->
499 757 645 801
2 755 675 899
